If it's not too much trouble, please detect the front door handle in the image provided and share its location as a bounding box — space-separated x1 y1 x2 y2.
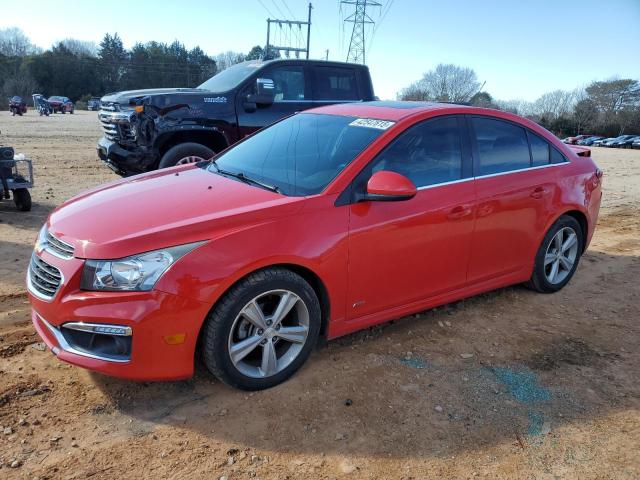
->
447 205 472 220
530 187 549 199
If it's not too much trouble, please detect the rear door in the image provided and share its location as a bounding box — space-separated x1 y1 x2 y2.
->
346 116 476 319
466 116 563 284
235 63 314 137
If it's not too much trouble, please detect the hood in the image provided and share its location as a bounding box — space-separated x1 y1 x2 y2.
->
101 88 205 105
47 165 303 259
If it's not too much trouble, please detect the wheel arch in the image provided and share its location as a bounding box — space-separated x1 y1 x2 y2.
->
157 129 229 160
195 262 332 355
561 209 589 253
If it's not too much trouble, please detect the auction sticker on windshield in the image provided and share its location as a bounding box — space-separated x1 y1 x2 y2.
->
349 118 396 130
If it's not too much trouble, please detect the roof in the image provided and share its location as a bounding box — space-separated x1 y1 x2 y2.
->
308 101 474 121
241 58 369 69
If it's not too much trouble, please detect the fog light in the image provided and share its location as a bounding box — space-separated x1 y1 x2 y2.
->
164 334 186 345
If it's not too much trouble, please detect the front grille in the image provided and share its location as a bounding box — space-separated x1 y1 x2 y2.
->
29 253 62 300
45 231 74 259
99 107 136 142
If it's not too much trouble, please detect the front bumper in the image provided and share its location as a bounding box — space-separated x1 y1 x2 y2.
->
28 250 212 381
96 137 151 177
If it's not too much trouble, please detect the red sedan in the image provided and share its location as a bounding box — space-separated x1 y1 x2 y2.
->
47 96 74 114
28 102 602 390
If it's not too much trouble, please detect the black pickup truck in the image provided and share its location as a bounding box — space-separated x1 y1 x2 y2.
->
97 59 375 176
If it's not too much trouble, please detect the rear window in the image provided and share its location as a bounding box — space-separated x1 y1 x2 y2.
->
314 67 359 100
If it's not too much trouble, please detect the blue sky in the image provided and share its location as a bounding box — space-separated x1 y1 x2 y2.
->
1 0 639 100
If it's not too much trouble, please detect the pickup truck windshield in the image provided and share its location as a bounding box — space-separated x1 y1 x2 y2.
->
207 113 388 196
197 62 262 92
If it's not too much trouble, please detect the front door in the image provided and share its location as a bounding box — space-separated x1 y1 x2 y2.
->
235 64 314 137
346 116 476 320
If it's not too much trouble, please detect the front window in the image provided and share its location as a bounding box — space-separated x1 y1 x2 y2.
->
207 113 387 196
198 61 263 92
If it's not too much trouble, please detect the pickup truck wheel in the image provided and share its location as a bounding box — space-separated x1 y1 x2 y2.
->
159 143 215 169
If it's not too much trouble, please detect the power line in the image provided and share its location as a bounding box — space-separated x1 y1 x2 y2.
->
369 0 393 54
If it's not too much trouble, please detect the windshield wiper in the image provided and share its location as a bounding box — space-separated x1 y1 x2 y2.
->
210 160 282 194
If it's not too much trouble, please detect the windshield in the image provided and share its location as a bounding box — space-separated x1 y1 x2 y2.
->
207 113 389 196
197 62 262 92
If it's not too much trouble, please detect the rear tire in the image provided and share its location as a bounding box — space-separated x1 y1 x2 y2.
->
201 268 321 390
526 215 583 293
13 189 31 211
158 142 215 169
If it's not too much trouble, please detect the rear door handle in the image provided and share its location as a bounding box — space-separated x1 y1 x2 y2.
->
447 205 472 220
530 187 549 199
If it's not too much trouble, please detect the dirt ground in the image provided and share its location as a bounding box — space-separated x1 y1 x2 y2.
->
0 111 638 479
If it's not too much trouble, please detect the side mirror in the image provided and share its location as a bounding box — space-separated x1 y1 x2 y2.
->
245 77 275 108
362 170 417 202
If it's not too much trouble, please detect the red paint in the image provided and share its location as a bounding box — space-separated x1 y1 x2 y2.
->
366 170 417 197
28 103 602 381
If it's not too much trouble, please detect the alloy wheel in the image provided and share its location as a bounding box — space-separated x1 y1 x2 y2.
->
544 226 579 284
228 289 310 379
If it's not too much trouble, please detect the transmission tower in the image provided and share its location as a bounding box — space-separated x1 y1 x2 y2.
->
342 0 381 64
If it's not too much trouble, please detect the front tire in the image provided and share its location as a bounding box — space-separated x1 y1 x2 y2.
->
201 268 321 390
527 215 583 293
158 143 215 169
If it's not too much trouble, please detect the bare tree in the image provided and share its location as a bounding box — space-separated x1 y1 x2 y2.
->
0 27 39 56
585 78 640 119
1 72 40 100
532 89 575 119
59 38 98 57
213 51 246 72
398 64 481 103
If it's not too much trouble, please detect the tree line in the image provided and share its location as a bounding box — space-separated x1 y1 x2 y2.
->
0 28 269 108
399 64 640 137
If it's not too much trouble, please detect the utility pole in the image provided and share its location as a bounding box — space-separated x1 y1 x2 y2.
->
341 0 381 64
265 3 313 59
325 49 329 60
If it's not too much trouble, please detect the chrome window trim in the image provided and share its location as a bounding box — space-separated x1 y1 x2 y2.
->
27 254 65 302
415 161 569 191
37 313 131 364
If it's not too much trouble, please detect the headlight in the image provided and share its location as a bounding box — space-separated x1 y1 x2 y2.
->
80 242 203 292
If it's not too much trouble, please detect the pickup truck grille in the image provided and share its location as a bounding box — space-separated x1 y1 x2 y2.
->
99 105 136 142
29 253 62 300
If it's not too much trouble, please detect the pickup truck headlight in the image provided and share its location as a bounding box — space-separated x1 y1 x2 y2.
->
80 242 203 292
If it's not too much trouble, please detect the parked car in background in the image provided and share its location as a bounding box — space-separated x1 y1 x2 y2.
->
563 135 593 145
87 97 101 111
616 135 640 148
577 136 604 146
601 135 636 147
97 59 375 176
593 137 614 146
30 101 603 389
9 96 27 116
632 138 640 149
48 96 74 114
